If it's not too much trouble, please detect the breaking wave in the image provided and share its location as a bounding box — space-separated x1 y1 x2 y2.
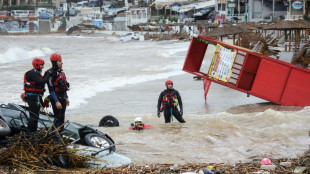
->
0 46 54 65
68 69 185 110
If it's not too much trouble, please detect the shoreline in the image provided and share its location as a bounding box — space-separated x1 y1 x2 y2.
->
1 150 309 173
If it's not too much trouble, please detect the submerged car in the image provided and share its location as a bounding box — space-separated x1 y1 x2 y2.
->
0 103 115 150
120 32 140 41
0 103 131 167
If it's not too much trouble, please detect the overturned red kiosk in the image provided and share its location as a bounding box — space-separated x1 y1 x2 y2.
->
183 35 310 107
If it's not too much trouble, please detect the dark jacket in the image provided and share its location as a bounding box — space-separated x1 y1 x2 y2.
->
157 88 183 112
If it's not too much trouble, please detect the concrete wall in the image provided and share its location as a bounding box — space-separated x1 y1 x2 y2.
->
249 0 287 21
113 21 127 31
38 20 51 33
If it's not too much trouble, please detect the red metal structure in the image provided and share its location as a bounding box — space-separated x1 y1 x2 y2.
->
183 35 310 107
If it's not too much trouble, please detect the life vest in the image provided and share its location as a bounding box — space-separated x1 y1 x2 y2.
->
129 124 152 130
54 71 68 93
162 90 178 109
24 69 43 93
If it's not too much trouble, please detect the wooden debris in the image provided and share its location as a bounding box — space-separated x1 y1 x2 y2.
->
95 150 310 174
0 126 93 173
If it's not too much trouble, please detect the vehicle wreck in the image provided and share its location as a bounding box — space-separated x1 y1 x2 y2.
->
0 103 132 169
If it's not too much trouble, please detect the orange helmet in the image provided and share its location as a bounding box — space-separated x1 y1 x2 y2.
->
32 58 44 69
165 80 173 87
50 53 62 61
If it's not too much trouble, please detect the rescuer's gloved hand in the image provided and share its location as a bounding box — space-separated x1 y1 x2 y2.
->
43 95 51 107
157 110 161 118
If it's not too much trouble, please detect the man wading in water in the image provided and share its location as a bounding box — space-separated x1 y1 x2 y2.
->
157 80 185 123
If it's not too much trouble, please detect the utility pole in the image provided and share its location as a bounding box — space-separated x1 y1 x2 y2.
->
67 0 70 20
100 0 103 13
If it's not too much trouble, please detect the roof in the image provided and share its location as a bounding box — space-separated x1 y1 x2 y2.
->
178 8 193 12
178 0 215 13
263 20 310 30
149 1 176 7
204 25 248 37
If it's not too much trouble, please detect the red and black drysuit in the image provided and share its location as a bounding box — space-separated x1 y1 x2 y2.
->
45 66 69 131
157 89 185 123
24 69 49 132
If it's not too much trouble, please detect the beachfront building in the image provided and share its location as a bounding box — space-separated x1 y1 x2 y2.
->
178 0 216 22
286 0 309 19
148 0 190 21
0 0 50 7
248 0 288 22
148 0 216 23
216 0 309 22
125 6 148 26
216 0 248 22
0 0 66 9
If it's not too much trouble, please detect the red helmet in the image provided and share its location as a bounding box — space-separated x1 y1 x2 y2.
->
165 80 173 87
32 58 45 69
50 53 62 61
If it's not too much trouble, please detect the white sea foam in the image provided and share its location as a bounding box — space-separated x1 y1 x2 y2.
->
68 69 185 110
0 46 54 64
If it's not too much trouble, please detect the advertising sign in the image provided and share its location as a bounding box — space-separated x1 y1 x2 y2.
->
228 3 236 8
200 9 207 14
156 3 164 10
208 44 237 82
292 1 303 9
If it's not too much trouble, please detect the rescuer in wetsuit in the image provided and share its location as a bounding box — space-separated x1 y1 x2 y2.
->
45 53 70 131
157 80 185 123
24 58 50 132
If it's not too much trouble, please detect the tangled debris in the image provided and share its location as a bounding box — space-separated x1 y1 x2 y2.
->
0 127 93 173
0 130 308 174
95 150 310 174
143 32 191 41
67 24 102 35
236 33 274 56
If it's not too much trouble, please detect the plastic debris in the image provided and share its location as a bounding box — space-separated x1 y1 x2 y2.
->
260 164 276 170
261 158 272 165
170 164 179 172
204 168 214 174
294 166 307 173
280 161 292 167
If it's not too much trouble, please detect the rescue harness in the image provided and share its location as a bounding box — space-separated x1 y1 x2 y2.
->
54 71 69 93
24 69 43 93
162 90 179 109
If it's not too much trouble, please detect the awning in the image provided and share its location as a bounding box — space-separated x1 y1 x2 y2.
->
150 2 175 7
177 0 215 13
194 1 216 10
178 8 193 12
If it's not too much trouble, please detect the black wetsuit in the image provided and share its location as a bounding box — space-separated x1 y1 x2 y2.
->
45 66 69 131
157 89 185 123
24 69 49 132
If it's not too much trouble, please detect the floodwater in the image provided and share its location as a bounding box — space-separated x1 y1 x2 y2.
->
0 34 309 165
